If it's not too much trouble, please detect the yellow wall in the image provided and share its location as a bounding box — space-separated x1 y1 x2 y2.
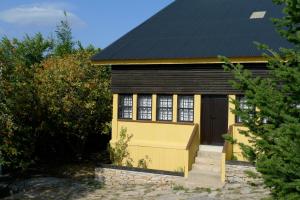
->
112 94 118 141
152 94 157 121
115 121 194 149
172 94 178 123
228 95 236 129
111 93 251 178
111 94 201 177
226 95 251 161
133 94 137 120
221 151 226 182
232 125 250 161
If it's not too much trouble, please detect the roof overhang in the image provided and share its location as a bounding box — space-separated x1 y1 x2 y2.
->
92 56 268 65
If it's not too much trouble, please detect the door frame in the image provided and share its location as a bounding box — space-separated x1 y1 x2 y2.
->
200 95 228 145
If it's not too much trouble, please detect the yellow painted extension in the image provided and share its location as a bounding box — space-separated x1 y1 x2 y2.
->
231 125 250 161
111 121 199 177
227 95 252 161
111 93 252 178
111 94 201 177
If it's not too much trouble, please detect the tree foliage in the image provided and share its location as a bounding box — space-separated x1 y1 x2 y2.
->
0 34 53 169
223 0 300 199
0 16 111 170
54 11 75 56
35 50 111 158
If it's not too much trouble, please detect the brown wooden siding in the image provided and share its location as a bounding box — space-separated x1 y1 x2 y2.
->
111 64 268 94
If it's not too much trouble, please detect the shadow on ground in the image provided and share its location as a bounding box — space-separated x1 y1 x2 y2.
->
4 177 102 200
2 163 103 200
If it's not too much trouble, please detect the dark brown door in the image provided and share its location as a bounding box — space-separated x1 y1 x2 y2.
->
201 95 228 145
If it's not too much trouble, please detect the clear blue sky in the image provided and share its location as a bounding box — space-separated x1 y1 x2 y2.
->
0 0 173 49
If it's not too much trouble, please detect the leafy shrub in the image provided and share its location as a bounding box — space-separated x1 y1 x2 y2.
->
0 17 112 170
35 50 111 159
109 128 133 166
137 156 151 169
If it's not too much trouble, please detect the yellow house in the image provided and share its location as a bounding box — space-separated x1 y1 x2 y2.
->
91 0 290 184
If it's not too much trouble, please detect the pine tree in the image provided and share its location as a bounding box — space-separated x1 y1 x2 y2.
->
54 11 75 56
223 0 300 199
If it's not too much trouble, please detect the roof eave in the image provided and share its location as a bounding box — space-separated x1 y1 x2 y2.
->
92 56 268 65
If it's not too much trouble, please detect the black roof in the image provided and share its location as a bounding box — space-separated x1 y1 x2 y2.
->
92 0 291 63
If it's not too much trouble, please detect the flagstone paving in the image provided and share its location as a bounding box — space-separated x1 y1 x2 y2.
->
3 164 270 200
3 177 270 200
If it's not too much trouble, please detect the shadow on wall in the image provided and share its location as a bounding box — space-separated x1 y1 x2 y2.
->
34 132 111 164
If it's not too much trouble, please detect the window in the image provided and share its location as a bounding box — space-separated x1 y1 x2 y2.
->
249 11 266 19
118 94 133 119
137 95 152 120
235 95 253 123
178 95 194 122
157 95 173 121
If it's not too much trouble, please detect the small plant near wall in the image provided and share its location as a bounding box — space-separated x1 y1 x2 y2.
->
108 128 133 166
137 155 151 169
174 167 184 173
109 128 152 168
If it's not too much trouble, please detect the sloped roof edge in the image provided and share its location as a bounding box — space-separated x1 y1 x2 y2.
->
92 56 267 65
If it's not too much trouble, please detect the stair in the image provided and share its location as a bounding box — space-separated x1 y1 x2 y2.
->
181 145 224 188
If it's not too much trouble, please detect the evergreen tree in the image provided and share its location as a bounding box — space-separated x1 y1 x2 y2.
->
54 11 75 56
223 0 300 199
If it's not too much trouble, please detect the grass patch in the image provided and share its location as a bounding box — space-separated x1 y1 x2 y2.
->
172 184 189 192
193 187 212 193
244 170 260 179
143 185 155 194
216 188 221 192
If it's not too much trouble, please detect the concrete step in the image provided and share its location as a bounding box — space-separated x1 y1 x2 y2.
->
180 145 225 188
188 170 221 180
192 163 221 173
185 171 223 188
197 151 223 159
199 145 223 152
195 157 221 166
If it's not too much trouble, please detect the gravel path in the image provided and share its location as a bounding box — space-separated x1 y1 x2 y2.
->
3 177 269 200
3 164 270 200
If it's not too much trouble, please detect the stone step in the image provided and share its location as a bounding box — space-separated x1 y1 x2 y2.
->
197 150 223 159
199 145 223 152
195 157 221 166
185 171 223 188
180 145 225 188
192 163 221 173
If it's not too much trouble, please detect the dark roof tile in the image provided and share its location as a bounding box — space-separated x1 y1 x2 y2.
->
92 0 292 62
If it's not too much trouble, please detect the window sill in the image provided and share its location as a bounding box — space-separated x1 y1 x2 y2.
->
232 123 245 127
117 119 194 125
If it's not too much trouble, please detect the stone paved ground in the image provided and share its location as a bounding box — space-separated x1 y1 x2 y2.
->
3 164 270 200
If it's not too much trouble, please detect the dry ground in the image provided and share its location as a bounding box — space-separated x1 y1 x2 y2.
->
2 164 270 200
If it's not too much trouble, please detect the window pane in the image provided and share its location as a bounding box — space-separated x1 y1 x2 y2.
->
138 95 152 120
236 96 244 123
157 95 173 121
178 95 194 122
236 96 254 123
119 95 133 119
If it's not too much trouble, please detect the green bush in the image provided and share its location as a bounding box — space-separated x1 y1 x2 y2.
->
0 17 112 171
223 1 300 199
109 128 133 166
